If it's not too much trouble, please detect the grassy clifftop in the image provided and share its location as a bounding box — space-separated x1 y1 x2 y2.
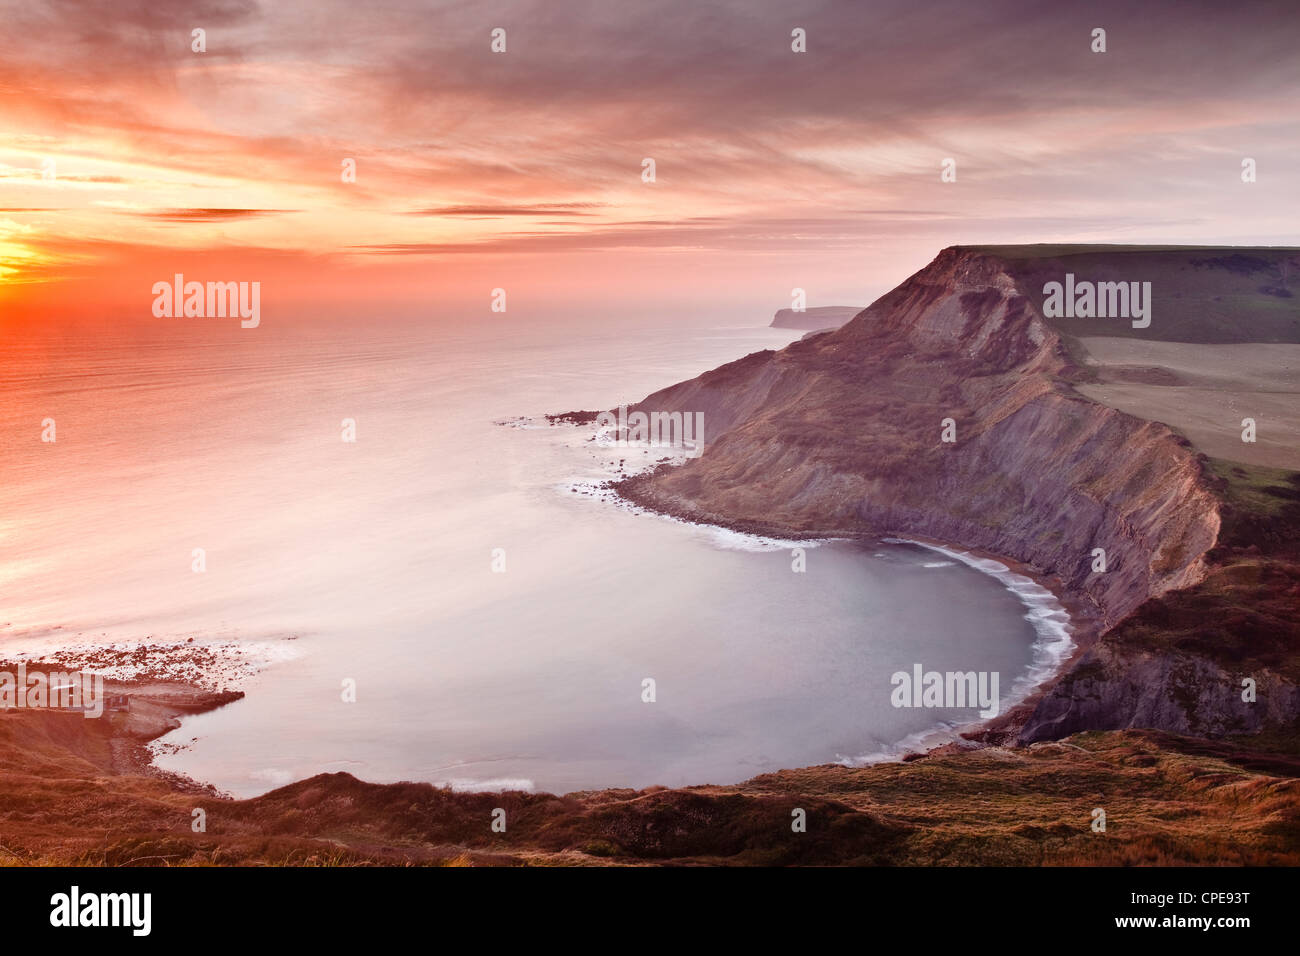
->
966 245 1300 343
1 700 1296 865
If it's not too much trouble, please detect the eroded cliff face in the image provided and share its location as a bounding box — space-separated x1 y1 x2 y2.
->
621 247 1221 630
1020 643 1300 742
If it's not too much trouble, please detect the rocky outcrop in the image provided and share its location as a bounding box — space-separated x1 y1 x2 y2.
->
622 247 1221 628
770 305 862 330
1021 643 1299 742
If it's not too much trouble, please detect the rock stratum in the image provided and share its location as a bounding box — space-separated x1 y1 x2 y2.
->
625 247 1221 626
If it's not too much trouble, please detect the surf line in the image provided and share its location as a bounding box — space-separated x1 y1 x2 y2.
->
883 537 1076 710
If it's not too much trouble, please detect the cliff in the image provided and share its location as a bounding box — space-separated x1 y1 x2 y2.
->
614 245 1299 744
1021 463 1300 741
623 247 1220 626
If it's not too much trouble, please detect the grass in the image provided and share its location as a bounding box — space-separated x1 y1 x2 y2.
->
1092 457 1300 680
1205 457 1300 522
0 709 1296 865
964 246 1300 344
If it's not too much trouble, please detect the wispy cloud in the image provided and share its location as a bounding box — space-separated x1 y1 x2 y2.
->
405 203 604 218
128 207 297 222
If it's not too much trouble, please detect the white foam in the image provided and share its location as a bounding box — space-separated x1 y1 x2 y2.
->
838 721 967 767
249 767 297 788
0 629 304 689
840 538 1077 766
556 423 831 553
885 537 1075 699
694 525 827 553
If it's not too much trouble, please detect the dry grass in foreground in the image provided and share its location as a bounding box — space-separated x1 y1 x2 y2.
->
0 699 1296 866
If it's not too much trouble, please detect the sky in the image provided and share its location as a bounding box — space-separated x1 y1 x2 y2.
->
0 0 1296 329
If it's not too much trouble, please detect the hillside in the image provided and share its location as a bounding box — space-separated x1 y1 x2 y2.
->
621 247 1224 626
616 245 1300 744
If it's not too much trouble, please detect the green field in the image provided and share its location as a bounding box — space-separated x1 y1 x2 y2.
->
965 245 1300 344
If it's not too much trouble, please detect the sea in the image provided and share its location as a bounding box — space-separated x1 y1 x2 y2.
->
0 316 1071 796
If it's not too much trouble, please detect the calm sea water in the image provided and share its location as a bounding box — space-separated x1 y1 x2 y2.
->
0 318 1061 796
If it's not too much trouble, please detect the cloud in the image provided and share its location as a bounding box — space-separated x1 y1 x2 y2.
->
0 0 1295 300
128 207 297 222
404 203 604 218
